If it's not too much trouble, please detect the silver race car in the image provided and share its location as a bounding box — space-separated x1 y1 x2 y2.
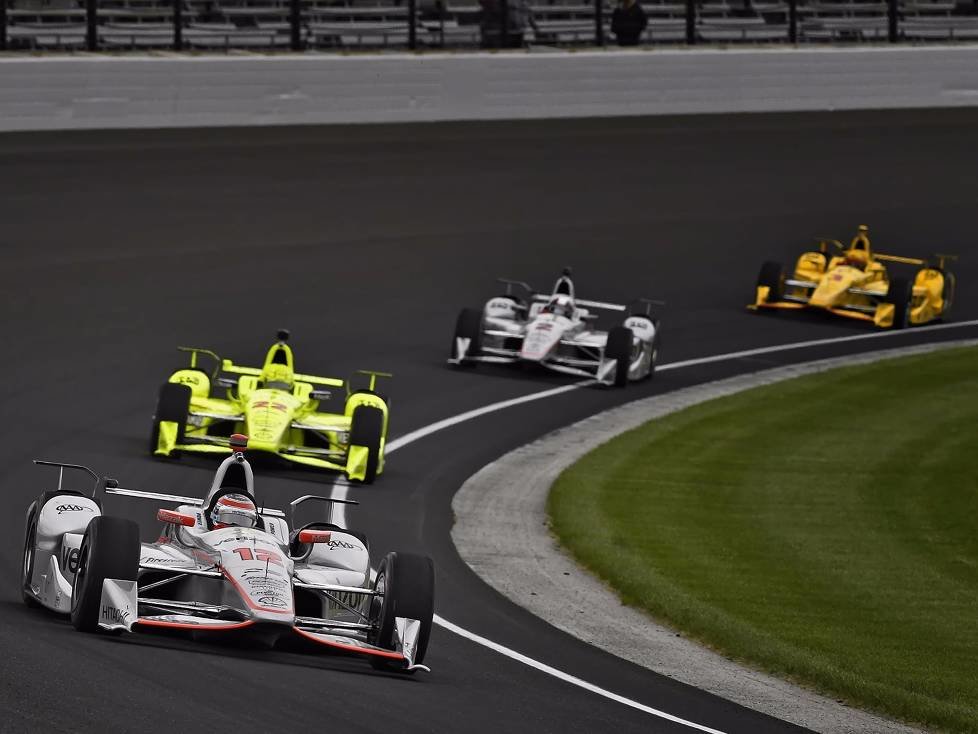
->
21 435 434 673
449 269 662 386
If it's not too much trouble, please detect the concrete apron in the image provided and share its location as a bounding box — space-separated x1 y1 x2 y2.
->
452 339 977 734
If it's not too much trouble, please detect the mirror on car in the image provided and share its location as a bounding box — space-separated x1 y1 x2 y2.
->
157 508 196 527
298 529 331 544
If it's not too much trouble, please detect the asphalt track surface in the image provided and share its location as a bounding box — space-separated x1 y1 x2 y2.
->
2 110 977 734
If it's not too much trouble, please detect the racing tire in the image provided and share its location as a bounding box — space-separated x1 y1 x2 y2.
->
605 326 634 388
70 516 140 633
21 505 41 608
149 382 191 457
646 331 660 381
756 261 784 303
450 308 483 366
348 405 384 485
369 552 435 673
887 277 914 330
940 270 956 321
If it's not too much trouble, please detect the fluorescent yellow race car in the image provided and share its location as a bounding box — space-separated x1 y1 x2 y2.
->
749 225 956 328
150 330 390 483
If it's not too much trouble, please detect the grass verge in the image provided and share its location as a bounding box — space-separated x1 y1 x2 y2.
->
549 346 978 733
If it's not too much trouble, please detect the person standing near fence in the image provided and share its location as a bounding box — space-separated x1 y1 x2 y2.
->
611 0 647 46
479 0 538 48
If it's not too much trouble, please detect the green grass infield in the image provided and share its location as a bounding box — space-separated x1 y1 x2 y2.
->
549 346 978 733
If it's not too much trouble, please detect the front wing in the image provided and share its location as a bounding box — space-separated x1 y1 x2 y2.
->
154 402 359 475
98 577 428 671
749 282 897 328
451 331 637 385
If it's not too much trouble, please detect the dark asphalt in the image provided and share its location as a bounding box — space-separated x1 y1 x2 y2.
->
1 111 976 734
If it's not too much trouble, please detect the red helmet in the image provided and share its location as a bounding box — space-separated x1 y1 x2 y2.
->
209 493 258 530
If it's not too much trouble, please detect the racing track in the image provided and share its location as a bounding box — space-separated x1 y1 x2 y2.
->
2 111 977 734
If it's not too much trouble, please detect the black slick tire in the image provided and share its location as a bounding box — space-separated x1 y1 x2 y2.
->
70 516 140 633
756 261 784 303
369 552 435 673
348 405 384 485
21 505 41 608
605 326 633 388
646 331 660 381
451 308 483 366
887 277 913 330
149 382 191 456
940 270 955 321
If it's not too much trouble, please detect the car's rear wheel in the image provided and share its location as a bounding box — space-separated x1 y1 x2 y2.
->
887 277 914 329
756 261 785 303
369 552 435 673
348 405 384 484
70 516 140 633
605 326 634 388
451 308 483 366
149 382 191 457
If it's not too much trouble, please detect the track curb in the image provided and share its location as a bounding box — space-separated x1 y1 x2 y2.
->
452 339 977 734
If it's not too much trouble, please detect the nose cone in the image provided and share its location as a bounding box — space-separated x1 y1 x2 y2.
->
521 320 561 361
810 268 858 307
246 392 294 449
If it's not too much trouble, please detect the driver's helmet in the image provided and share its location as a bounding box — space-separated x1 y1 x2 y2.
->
262 363 293 392
210 493 258 530
543 296 572 319
845 225 872 268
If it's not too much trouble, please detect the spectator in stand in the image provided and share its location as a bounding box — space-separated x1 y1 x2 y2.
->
479 0 537 48
611 0 648 46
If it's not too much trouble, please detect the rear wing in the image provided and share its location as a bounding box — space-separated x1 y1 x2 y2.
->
496 278 535 298
289 494 359 527
104 485 286 518
631 298 666 316
813 239 957 270
33 460 112 499
875 252 957 270
218 359 346 389
33 459 289 517
530 293 627 312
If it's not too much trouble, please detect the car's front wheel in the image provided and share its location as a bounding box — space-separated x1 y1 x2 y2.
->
70 516 140 633
347 404 384 484
368 551 435 672
451 308 483 366
756 261 785 303
605 326 634 388
887 277 914 329
149 382 191 457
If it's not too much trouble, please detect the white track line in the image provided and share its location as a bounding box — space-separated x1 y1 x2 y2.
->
434 615 727 734
329 318 978 732
657 318 978 373
384 381 589 453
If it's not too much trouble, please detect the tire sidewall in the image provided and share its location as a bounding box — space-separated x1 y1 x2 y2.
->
349 405 384 484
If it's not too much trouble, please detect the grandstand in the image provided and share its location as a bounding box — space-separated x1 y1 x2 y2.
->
3 0 977 50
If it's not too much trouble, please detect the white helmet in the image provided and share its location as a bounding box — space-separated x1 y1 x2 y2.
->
209 493 258 530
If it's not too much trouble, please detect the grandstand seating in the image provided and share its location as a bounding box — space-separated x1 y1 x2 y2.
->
4 0 977 49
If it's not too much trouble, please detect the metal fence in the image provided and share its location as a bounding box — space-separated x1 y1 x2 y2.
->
2 0 977 52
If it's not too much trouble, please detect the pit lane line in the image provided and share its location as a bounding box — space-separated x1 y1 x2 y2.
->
331 316 978 733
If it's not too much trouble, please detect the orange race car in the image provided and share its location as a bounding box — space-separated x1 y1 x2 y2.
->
749 225 956 329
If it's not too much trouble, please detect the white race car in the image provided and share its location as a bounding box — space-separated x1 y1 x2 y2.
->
21 435 434 673
449 269 661 386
